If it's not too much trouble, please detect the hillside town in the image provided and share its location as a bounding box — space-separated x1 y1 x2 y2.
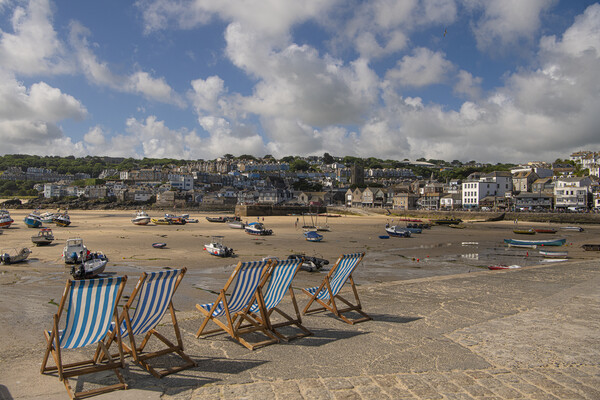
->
1 151 599 212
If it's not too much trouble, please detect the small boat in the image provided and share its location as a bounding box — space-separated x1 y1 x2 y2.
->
31 228 54 246
181 214 199 223
448 224 465 229
488 264 522 270
70 254 108 279
432 218 462 225
151 218 171 225
53 211 71 227
385 225 411 237
0 247 32 264
533 228 557 234
0 210 14 229
513 228 536 235
561 226 584 232
245 222 273 236
39 211 56 223
132 210 151 225
168 216 187 225
486 212 506 222
228 220 245 229
62 238 88 264
152 242 167 249
504 238 566 247
581 244 600 251
204 236 234 257
539 249 568 258
286 254 329 272
206 216 229 223
507 243 537 249
23 212 43 228
304 230 324 242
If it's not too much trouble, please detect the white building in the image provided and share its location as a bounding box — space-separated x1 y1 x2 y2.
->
461 172 513 209
168 174 194 191
554 176 592 210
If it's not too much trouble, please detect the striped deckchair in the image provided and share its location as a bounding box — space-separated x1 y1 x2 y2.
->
237 258 311 345
302 252 371 324
195 260 276 350
106 268 195 378
41 276 128 399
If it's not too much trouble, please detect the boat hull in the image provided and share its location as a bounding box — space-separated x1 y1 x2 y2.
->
504 238 566 247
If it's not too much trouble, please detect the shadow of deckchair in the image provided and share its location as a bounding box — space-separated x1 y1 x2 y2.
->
365 314 422 324
286 327 369 347
0 385 13 400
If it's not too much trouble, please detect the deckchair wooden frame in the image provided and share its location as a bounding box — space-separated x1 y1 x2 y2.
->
195 260 278 350
302 252 371 325
105 268 196 378
238 259 312 343
41 277 128 400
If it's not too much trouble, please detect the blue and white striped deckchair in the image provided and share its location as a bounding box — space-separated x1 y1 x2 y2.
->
107 268 195 378
195 260 273 350
41 276 128 399
239 258 311 343
302 252 371 324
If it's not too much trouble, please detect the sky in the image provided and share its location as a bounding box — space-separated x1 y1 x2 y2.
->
0 0 599 164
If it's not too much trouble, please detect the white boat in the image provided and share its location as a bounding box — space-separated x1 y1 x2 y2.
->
204 236 234 257
228 220 245 229
561 226 584 232
70 255 108 279
385 225 411 237
131 210 151 225
0 210 14 229
1 247 32 264
40 212 56 223
62 238 88 264
245 222 273 236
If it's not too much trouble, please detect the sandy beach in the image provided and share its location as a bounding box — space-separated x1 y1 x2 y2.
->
1 209 599 399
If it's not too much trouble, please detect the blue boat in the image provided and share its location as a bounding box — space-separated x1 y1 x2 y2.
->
23 213 43 228
245 222 273 236
504 238 566 247
304 230 323 242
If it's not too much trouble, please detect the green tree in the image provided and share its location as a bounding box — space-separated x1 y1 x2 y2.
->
290 159 310 172
323 152 334 164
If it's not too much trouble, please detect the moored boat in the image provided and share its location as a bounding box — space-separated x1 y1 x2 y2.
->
23 212 43 228
488 264 522 270
53 211 71 227
304 230 324 242
504 238 566 247
385 225 411 237
228 220 245 229
152 242 167 248
70 255 108 279
206 216 229 223
539 249 568 258
62 238 88 264
0 247 32 264
245 222 273 235
31 228 54 246
533 228 557 234
432 218 462 225
513 228 535 235
204 236 234 257
131 210 151 225
581 244 600 251
151 217 171 225
561 226 584 232
0 210 14 229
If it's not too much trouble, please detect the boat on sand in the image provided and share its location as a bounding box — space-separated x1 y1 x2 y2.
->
1 247 32 264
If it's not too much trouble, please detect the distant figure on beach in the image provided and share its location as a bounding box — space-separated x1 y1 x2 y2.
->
514 218 518 225
295 217 299 229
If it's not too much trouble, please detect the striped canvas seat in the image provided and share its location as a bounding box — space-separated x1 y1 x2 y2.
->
107 268 195 378
302 253 371 324
41 277 128 399
243 258 311 343
196 260 275 350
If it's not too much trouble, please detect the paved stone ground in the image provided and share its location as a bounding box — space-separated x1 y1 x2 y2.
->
1 260 599 399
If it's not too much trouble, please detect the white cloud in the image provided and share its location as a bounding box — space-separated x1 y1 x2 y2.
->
386 47 454 87
454 70 482 99
468 0 556 53
0 0 69 75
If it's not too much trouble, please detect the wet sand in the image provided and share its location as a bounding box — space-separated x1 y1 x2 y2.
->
1 209 599 312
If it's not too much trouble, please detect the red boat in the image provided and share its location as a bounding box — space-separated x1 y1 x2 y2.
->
533 228 557 234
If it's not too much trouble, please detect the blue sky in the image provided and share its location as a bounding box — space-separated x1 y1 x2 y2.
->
1 0 599 163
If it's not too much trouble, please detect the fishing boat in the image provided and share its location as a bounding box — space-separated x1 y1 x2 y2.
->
39 211 56 223
0 247 32 264
31 228 54 246
405 225 423 233
53 211 71 227
168 216 187 225
504 238 566 247
0 210 14 229
62 238 89 264
533 228 557 234
304 230 324 242
70 254 108 280
513 228 535 235
581 244 600 251
286 254 329 272
245 222 273 235
228 220 245 229
385 225 411 237
181 214 199 223
131 210 151 225
206 216 229 223
23 212 43 228
152 242 167 249
539 249 568 258
561 226 584 232
204 236 234 257
488 264 522 270
151 217 171 225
